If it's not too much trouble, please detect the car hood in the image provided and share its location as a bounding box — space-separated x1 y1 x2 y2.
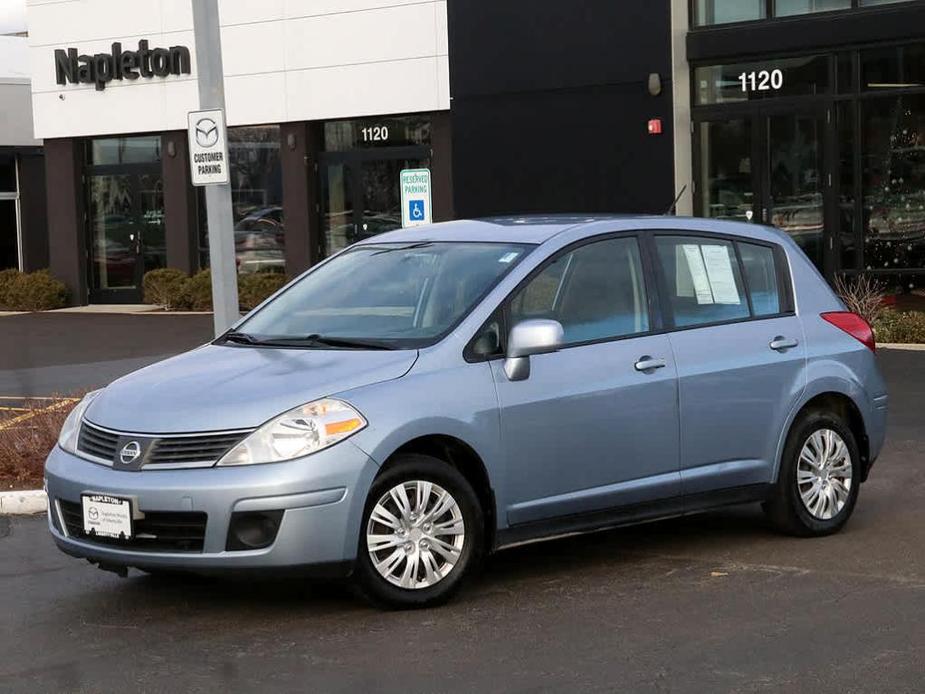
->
85 344 418 433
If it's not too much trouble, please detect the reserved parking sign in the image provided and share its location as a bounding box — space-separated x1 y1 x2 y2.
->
400 169 432 228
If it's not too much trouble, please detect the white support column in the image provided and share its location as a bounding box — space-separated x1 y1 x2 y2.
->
671 0 694 216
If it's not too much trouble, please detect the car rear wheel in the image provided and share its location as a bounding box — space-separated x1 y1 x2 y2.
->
354 454 483 609
764 410 861 537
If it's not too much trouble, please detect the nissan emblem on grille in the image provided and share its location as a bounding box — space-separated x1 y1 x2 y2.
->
119 441 142 465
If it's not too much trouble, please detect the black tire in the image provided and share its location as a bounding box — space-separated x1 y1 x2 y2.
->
354 454 484 609
764 409 861 537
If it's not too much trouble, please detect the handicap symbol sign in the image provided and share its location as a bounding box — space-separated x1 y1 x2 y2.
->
409 199 426 222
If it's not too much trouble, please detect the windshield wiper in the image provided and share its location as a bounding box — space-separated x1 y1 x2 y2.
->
370 241 433 256
220 331 260 345
279 335 397 350
219 331 396 350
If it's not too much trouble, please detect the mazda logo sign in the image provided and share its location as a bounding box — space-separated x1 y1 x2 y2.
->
119 441 142 465
195 118 219 148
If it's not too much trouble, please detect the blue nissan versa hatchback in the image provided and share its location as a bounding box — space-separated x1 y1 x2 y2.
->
45 217 888 608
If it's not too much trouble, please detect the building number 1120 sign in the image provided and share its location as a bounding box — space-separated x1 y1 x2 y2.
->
738 69 784 93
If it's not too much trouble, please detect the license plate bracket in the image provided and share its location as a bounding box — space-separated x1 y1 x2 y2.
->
81 494 133 540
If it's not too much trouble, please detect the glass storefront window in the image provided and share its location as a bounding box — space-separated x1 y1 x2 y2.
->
200 126 285 273
323 115 431 152
694 0 765 26
0 199 18 270
0 152 16 192
89 137 161 166
775 0 850 17
861 44 925 91
695 56 830 105
861 93 925 271
697 120 753 222
838 103 858 270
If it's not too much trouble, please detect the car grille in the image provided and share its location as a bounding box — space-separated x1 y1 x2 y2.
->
148 432 247 466
77 423 119 461
58 500 207 553
76 421 249 468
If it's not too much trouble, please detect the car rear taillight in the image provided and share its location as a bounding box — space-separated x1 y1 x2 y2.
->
821 312 876 352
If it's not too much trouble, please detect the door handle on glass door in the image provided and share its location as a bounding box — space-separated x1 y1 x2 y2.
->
769 337 799 352
635 357 667 372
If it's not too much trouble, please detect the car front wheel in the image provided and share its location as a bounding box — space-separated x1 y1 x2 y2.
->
354 454 483 609
764 410 861 537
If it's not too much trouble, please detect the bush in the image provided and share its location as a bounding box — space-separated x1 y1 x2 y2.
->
0 269 68 311
143 268 190 310
872 310 925 344
833 274 885 325
0 268 19 306
186 269 214 311
238 272 288 311
142 268 290 313
0 395 80 489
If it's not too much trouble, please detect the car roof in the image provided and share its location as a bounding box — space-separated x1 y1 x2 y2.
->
354 215 796 247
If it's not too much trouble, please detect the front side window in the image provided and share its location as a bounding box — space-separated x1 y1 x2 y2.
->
655 236 750 328
509 237 649 345
739 242 782 316
235 242 531 348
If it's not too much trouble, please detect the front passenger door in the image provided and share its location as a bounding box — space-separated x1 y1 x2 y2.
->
491 235 681 526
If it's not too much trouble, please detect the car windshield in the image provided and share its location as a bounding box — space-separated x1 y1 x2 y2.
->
229 242 533 349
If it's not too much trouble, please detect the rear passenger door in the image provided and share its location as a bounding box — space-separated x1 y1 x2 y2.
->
651 234 806 496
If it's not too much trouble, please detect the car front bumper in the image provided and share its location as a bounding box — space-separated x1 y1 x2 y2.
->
44 441 380 575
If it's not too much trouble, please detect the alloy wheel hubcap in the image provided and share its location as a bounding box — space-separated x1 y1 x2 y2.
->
797 429 853 521
366 480 465 589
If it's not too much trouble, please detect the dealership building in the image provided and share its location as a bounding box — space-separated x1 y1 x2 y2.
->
17 0 925 304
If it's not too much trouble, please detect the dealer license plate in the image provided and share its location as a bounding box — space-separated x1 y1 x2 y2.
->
81 494 133 539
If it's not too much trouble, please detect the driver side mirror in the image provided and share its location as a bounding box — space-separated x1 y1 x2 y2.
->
504 319 564 382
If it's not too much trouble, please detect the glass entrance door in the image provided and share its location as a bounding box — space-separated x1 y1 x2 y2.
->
696 107 833 275
87 172 165 303
321 153 429 258
764 111 827 272
86 136 164 303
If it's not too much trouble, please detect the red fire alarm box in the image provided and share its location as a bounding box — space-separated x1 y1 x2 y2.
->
647 118 663 135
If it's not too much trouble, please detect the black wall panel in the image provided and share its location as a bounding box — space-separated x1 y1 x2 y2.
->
448 0 675 218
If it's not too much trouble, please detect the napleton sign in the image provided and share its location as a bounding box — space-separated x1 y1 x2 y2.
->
54 40 192 91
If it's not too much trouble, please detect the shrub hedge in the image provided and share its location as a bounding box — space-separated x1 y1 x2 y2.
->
0 269 68 311
142 268 190 311
873 310 925 344
141 268 288 313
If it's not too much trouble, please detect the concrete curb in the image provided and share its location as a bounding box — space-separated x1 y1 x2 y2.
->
0 489 47 515
879 343 925 351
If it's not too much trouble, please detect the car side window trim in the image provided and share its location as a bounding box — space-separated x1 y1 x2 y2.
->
645 230 796 333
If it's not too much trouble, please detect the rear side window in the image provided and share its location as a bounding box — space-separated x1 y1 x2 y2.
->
510 237 649 344
655 236 749 328
738 242 781 316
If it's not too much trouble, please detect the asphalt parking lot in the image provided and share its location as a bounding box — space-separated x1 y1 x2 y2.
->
0 312 213 397
1 349 923 693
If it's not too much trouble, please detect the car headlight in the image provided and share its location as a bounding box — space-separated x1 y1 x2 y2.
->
217 398 367 466
58 390 103 455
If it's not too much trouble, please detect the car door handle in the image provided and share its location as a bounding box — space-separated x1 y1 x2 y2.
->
769 336 799 352
634 356 667 372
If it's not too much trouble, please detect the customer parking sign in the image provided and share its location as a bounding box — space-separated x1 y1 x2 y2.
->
400 169 432 228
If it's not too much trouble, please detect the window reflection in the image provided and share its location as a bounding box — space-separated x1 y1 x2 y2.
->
199 126 284 273
695 0 765 25
775 0 850 17
862 94 925 271
698 120 753 222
